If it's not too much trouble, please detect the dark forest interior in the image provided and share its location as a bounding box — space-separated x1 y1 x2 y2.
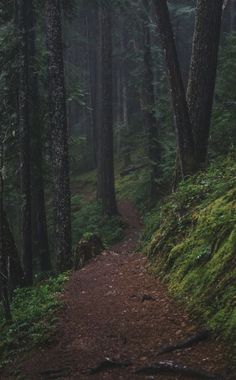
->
0 1 236 379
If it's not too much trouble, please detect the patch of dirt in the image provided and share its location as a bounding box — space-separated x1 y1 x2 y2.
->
6 200 233 379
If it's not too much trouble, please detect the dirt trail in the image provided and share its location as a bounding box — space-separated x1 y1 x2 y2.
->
13 201 231 379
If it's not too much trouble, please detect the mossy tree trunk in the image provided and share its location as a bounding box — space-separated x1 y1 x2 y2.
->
0 149 11 320
46 0 72 272
17 0 33 285
28 0 51 273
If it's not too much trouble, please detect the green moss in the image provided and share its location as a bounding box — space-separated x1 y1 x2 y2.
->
144 157 236 359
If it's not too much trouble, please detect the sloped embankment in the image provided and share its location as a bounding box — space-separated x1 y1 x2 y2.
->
144 157 236 361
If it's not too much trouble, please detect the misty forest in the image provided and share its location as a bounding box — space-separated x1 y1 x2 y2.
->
0 0 236 379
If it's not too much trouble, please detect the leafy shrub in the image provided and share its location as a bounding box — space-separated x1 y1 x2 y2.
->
0 273 69 368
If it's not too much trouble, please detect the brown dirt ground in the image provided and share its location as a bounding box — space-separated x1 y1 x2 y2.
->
4 201 234 379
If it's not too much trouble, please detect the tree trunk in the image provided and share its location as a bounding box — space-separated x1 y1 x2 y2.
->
187 0 223 168
28 0 51 273
97 0 118 216
87 6 98 167
143 0 161 201
17 0 33 285
153 0 196 178
3 211 24 291
0 154 11 320
46 0 72 272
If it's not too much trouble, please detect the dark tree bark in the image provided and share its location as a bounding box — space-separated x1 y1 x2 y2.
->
223 0 236 31
3 211 24 291
153 0 196 178
97 0 118 216
0 157 11 320
143 0 161 201
87 6 98 167
29 1 51 272
17 0 33 285
96 2 102 200
187 0 223 168
46 0 72 271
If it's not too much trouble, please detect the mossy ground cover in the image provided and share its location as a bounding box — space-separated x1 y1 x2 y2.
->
143 156 236 362
0 273 69 370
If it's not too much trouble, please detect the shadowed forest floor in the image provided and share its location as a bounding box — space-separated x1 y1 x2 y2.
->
7 201 232 379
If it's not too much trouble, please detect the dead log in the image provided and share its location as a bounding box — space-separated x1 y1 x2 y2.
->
156 329 210 356
87 358 131 375
135 360 222 379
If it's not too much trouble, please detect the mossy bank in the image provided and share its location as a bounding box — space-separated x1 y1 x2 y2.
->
143 157 236 363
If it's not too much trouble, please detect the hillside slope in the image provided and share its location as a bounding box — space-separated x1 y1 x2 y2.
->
144 157 236 363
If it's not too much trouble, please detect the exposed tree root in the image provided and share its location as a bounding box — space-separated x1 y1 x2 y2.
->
87 358 132 375
156 329 211 356
135 360 222 379
39 367 72 379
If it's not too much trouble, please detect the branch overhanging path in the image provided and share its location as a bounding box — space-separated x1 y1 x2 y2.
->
11 201 231 379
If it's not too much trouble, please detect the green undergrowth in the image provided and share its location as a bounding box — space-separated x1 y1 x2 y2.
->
71 168 125 247
71 195 124 247
143 156 236 360
0 272 69 369
116 168 150 213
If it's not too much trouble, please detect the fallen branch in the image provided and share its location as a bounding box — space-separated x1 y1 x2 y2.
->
87 358 131 375
156 329 211 356
135 360 222 379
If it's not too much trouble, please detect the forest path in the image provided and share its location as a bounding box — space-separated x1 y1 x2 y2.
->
18 200 230 380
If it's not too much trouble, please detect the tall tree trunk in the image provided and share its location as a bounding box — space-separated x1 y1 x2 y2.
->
97 0 118 216
153 0 196 178
143 0 161 201
0 148 11 320
187 0 223 168
46 0 72 272
87 6 98 167
96 1 102 200
28 0 51 273
3 211 24 291
17 0 33 285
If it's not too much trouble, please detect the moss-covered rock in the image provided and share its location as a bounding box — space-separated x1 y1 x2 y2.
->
73 233 104 270
144 157 236 359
